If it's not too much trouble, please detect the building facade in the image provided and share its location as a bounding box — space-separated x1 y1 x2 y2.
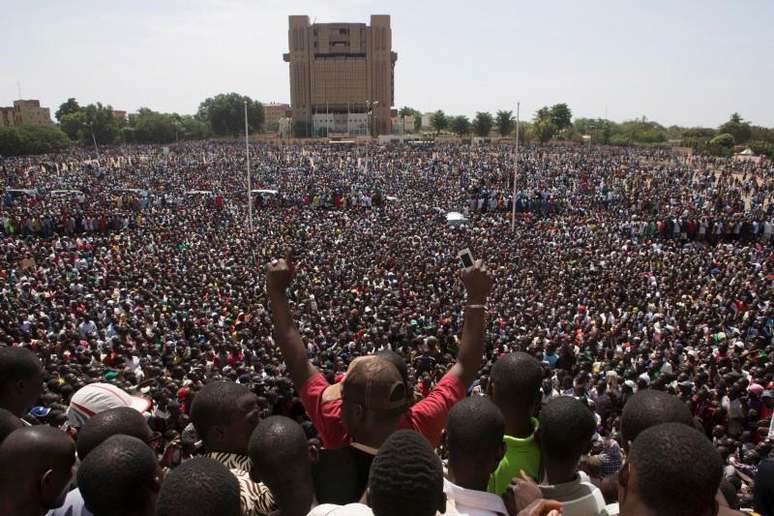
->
283 15 397 136
0 107 14 128
264 102 292 127
0 100 52 127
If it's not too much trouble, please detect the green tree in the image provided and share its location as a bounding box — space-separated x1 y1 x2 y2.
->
0 125 70 155
431 110 448 134
495 110 514 137
533 107 557 143
748 141 774 159
179 115 211 140
398 106 421 118
79 103 117 145
750 126 774 143
718 113 752 144
55 98 80 122
616 118 667 144
132 108 177 143
450 115 471 136
682 127 716 139
197 93 264 136
59 111 87 141
707 133 735 156
549 103 572 130
472 112 494 137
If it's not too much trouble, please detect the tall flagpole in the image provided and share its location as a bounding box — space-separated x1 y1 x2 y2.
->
511 102 520 231
245 100 253 231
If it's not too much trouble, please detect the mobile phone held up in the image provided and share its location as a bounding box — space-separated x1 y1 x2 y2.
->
457 248 475 268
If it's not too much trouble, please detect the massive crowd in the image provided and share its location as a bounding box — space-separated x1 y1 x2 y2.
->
1 140 773 516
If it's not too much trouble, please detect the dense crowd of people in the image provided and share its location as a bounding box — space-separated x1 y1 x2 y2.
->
1 140 774 515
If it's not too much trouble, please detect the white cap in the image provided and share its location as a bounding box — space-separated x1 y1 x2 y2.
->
67 382 151 428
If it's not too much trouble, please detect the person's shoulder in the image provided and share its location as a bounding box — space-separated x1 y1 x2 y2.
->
46 489 89 516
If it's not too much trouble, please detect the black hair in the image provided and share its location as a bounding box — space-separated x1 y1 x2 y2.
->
0 347 42 387
156 456 241 516
719 479 739 510
490 352 542 409
754 459 774 516
190 381 250 446
621 390 694 445
76 407 150 460
539 396 596 462
0 408 22 445
78 435 157 516
447 396 504 463
629 423 722 516
248 415 308 486
368 430 443 516
376 350 409 385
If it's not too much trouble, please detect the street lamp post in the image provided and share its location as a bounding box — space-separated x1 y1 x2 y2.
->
244 100 253 232
87 122 100 161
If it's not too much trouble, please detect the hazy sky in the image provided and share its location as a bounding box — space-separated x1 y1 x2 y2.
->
2 0 773 127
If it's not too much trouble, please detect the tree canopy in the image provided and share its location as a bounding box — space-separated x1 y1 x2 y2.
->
450 115 471 136
718 113 752 144
55 98 80 122
495 110 514 137
197 93 264 136
472 112 494 137
431 110 448 134
0 125 70 156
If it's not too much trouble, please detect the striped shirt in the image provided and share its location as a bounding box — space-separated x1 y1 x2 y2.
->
208 452 275 516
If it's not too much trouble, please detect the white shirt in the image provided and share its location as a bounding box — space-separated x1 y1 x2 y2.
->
47 489 92 516
308 503 374 515
443 478 508 516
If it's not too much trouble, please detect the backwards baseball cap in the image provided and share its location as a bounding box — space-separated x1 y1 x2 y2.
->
323 356 408 412
67 382 151 428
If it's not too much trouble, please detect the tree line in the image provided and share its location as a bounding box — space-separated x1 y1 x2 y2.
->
0 93 265 156
400 104 774 158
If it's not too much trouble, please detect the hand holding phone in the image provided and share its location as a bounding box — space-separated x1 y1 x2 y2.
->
457 248 475 268
459 256 492 305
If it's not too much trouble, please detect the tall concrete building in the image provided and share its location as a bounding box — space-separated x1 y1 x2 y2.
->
283 15 397 136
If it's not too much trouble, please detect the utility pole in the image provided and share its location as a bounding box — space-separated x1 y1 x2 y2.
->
244 100 253 231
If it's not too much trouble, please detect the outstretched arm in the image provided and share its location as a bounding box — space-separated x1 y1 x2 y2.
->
448 259 492 387
266 258 317 391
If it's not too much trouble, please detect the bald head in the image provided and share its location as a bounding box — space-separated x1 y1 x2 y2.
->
0 426 75 513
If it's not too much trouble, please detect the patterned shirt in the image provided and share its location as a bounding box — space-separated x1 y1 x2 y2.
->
208 452 275 516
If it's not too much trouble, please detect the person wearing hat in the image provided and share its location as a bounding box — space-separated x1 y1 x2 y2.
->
266 255 492 450
66 382 151 431
310 355 409 504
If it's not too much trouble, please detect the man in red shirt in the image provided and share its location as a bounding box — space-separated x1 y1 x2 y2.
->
266 256 492 449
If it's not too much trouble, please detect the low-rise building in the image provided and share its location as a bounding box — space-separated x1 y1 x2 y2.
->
264 102 292 130
0 99 52 127
0 107 15 128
